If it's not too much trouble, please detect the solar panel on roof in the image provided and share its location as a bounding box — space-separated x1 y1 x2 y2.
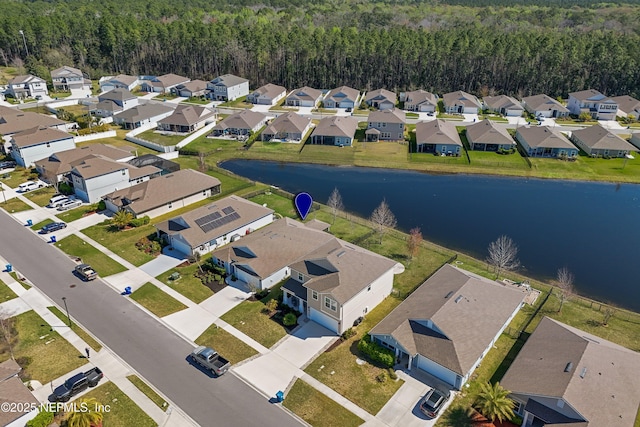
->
222 206 235 215
196 211 241 233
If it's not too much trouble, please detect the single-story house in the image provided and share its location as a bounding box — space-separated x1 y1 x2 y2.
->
369 264 525 389
103 169 221 218
155 195 274 256
500 317 640 427
95 88 138 117
207 74 250 101
611 95 640 120
415 119 462 155
113 104 174 130
630 131 640 150
402 90 438 113
247 83 287 105
261 112 312 143
209 110 267 137
171 80 209 98
0 106 67 139
157 105 216 134
285 86 323 107
70 156 161 203
521 94 570 118
465 119 516 151
0 359 40 427
141 74 191 93
569 124 636 158
10 126 76 167
567 89 618 120
482 95 524 117
366 108 406 141
515 126 578 158
99 74 140 92
51 66 91 91
6 74 48 100
127 154 180 175
365 89 397 110
442 91 482 114
309 116 359 146
323 86 360 109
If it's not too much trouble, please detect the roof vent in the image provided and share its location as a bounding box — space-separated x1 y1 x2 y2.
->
580 367 587 378
336 251 346 258
564 362 573 372
445 291 454 299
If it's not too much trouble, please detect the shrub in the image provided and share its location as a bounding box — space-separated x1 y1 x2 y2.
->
357 335 395 367
59 182 74 195
388 367 398 380
26 409 54 427
341 327 356 340
263 299 278 314
130 218 145 227
97 200 106 211
283 312 297 326
376 372 387 383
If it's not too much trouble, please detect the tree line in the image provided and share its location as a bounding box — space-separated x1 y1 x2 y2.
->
1 0 640 98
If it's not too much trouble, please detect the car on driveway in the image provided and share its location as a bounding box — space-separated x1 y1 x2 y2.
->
39 222 67 234
52 367 103 402
420 388 450 418
18 181 44 192
57 199 82 211
0 160 16 170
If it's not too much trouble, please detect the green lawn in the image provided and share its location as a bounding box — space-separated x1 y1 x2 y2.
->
195 323 258 364
129 282 188 318
0 198 33 213
58 104 88 116
49 91 72 98
136 129 186 146
218 96 253 109
30 218 54 231
0 279 18 302
22 105 52 115
156 262 214 304
55 204 100 223
0 310 85 384
220 283 288 348
80 382 157 427
126 375 167 409
181 97 210 105
24 187 56 207
47 306 102 352
82 223 157 266
283 379 364 427
0 167 37 188
467 149 529 170
55 234 127 276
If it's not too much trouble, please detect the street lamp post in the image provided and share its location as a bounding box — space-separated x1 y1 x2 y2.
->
61 297 72 327
18 30 29 57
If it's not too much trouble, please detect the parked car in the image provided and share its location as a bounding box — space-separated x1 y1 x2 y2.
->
419 388 450 418
48 194 69 208
74 264 97 281
18 181 44 192
57 199 82 211
39 222 67 234
52 367 103 402
0 160 16 170
190 346 231 376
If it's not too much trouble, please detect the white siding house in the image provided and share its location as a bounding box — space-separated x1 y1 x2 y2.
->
10 127 76 167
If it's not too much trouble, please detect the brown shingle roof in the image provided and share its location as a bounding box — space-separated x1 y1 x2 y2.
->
9 74 46 85
415 119 462 146
611 95 640 115
0 376 39 425
569 89 606 101
158 105 216 127
442 91 482 109
325 86 360 104
368 108 406 124
262 112 311 135
516 126 574 150
176 79 208 93
312 116 358 138
482 95 524 112
99 88 135 103
466 119 515 146
156 73 190 89
213 110 266 132
211 74 249 87
286 86 323 103
0 108 66 136
11 126 73 148
571 124 636 151
522 94 569 113
51 66 83 78
366 89 397 104
35 144 133 176
404 90 438 108
71 156 159 180
251 83 286 100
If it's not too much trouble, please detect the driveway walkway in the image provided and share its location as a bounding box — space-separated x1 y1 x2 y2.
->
139 253 186 277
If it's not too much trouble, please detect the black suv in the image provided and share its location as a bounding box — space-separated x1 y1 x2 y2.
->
0 160 16 170
419 388 450 418
52 367 103 402
39 222 67 234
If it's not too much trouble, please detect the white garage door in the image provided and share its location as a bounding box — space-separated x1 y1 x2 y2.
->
416 355 457 387
309 309 339 334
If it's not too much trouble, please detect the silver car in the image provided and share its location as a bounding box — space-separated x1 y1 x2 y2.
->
57 199 82 211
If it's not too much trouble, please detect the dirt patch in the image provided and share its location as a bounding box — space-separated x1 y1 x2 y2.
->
325 338 346 352
202 279 227 293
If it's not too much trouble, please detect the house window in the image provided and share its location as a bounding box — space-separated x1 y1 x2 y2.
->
513 401 522 415
298 272 304 281
312 290 318 300
324 297 337 312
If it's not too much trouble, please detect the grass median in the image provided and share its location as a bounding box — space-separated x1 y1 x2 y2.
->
129 282 188 318
0 197 33 213
0 279 17 302
195 324 258 364
82 222 157 267
48 306 102 352
80 381 156 427
126 374 168 409
55 234 127 276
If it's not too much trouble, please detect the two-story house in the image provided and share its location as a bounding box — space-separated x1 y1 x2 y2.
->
401 90 438 113
442 90 482 114
365 89 397 110
261 112 312 143
247 83 287 105
207 74 249 101
6 75 48 100
50 66 91 92
366 108 406 141
95 88 138 118
10 127 75 167
567 89 618 120
210 110 267 137
0 106 67 139
285 87 323 108
323 86 360 109
521 94 570 118
309 116 359 146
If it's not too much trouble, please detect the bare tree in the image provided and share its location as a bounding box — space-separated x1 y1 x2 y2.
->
556 267 574 313
0 308 16 360
370 199 397 244
407 227 423 261
486 235 520 279
327 187 344 224
602 307 615 326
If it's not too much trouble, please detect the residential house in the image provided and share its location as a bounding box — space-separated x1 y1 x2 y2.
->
157 105 216 134
51 66 91 91
521 94 570 118
247 83 287 105
6 75 48 100
402 90 438 113
415 119 462 155
369 264 526 389
366 108 406 141
442 91 482 114
261 112 312 143
465 119 516 151
323 86 360 109
611 95 640 120
155 195 274 256
99 74 140 92
285 86 323 108
127 154 180 175
630 132 640 150
500 317 640 427
10 127 75 167
0 106 67 139
70 156 161 203
567 89 618 120
482 95 524 117
171 80 209 98
35 143 134 184
112 104 174 130
365 89 397 110
309 116 359 146
569 124 636 158
515 126 578 158
103 169 221 218
95 88 138 118
207 74 250 101
0 359 40 427
141 74 190 93
210 110 267 138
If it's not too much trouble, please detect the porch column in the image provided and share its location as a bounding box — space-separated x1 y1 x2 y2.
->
407 355 412 371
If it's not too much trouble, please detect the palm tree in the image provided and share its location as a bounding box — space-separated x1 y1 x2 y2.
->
475 382 515 423
66 397 104 427
112 210 133 229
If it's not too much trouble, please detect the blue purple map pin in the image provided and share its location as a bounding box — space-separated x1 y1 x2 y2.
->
294 192 313 220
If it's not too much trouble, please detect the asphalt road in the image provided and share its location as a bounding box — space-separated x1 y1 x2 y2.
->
0 211 302 427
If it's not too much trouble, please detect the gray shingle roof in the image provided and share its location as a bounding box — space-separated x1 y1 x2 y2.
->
465 119 515 146
442 91 482 109
155 73 190 89
51 66 83 79
610 95 640 115
213 110 266 131
211 74 249 87
35 144 133 175
113 103 173 123
9 74 46 85
482 95 524 112
71 156 159 180
262 112 311 135
569 89 607 102
286 86 323 103
522 94 570 113
176 79 208 93
415 119 462 146
11 126 73 148
0 107 66 135
99 88 136 103
571 124 636 151
404 90 438 108
516 126 575 149
368 108 406 124
158 105 216 127
366 89 397 104
312 116 358 138
251 83 286 100
325 86 360 104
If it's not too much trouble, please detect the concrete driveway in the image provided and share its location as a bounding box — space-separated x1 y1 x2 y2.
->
272 321 336 368
139 253 186 277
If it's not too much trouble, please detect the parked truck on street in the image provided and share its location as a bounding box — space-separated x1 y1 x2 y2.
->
190 346 230 376
74 263 97 281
